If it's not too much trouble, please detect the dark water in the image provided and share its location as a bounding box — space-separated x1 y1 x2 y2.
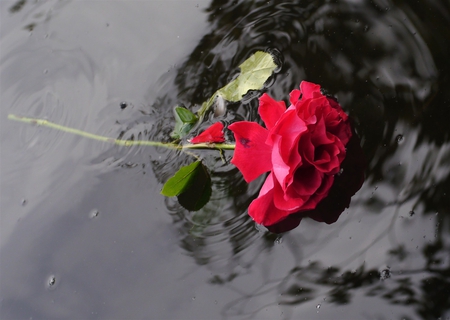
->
1 0 449 319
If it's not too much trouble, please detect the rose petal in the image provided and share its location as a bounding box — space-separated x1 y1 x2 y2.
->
190 122 225 144
248 174 292 226
270 136 293 190
229 121 272 183
267 109 307 160
289 89 301 105
258 93 286 130
300 81 321 100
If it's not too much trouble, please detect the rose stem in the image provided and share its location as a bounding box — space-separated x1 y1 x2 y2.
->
7 114 235 151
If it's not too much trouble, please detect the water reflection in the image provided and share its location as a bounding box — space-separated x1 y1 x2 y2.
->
1 0 450 319
146 0 450 318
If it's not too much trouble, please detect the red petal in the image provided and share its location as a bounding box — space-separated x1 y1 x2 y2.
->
229 121 272 183
289 88 301 105
267 110 307 187
190 122 225 144
258 93 286 130
248 173 292 226
300 81 321 100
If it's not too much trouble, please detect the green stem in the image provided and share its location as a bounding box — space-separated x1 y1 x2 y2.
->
8 114 235 151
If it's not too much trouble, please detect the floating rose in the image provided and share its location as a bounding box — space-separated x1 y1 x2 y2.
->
189 122 225 144
229 81 354 227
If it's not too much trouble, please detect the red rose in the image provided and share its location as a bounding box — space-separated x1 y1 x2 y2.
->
229 81 353 226
190 122 225 144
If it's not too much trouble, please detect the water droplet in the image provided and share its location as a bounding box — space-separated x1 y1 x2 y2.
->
380 268 391 280
21 198 27 206
316 304 321 313
120 102 128 109
396 134 404 144
47 275 57 289
409 210 415 217
275 236 283 244
90 209 100 218
123 162 138 168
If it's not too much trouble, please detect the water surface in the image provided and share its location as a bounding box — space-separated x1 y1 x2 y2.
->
1 0 449 319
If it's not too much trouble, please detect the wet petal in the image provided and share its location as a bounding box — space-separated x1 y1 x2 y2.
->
258 93 286 130
229 121 272 183
189 122 225 144
248 174 292 226
300 81 321 100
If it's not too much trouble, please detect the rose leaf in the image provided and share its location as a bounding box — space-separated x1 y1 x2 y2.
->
161 161 212 211
198 51 278 117
217 51 278 102
161 161 202 197
177 163 211 211
170 106 198 139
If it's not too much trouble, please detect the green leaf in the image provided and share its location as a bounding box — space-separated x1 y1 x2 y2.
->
170 106 198 139
218 51 278 101
177 163 211 211
198 51 278 117
161 161 201 197
161 161 211 211
175 106 198 123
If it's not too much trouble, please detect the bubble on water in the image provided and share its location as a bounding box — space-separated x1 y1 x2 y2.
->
122 162 138 168
380 268 391 280
120 102 128 109
47 275 57 290
275 236 283 244
396 134 404 144
90 209 100 218
316 304 321 313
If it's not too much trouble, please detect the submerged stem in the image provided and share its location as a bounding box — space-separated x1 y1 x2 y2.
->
8 114 235 151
